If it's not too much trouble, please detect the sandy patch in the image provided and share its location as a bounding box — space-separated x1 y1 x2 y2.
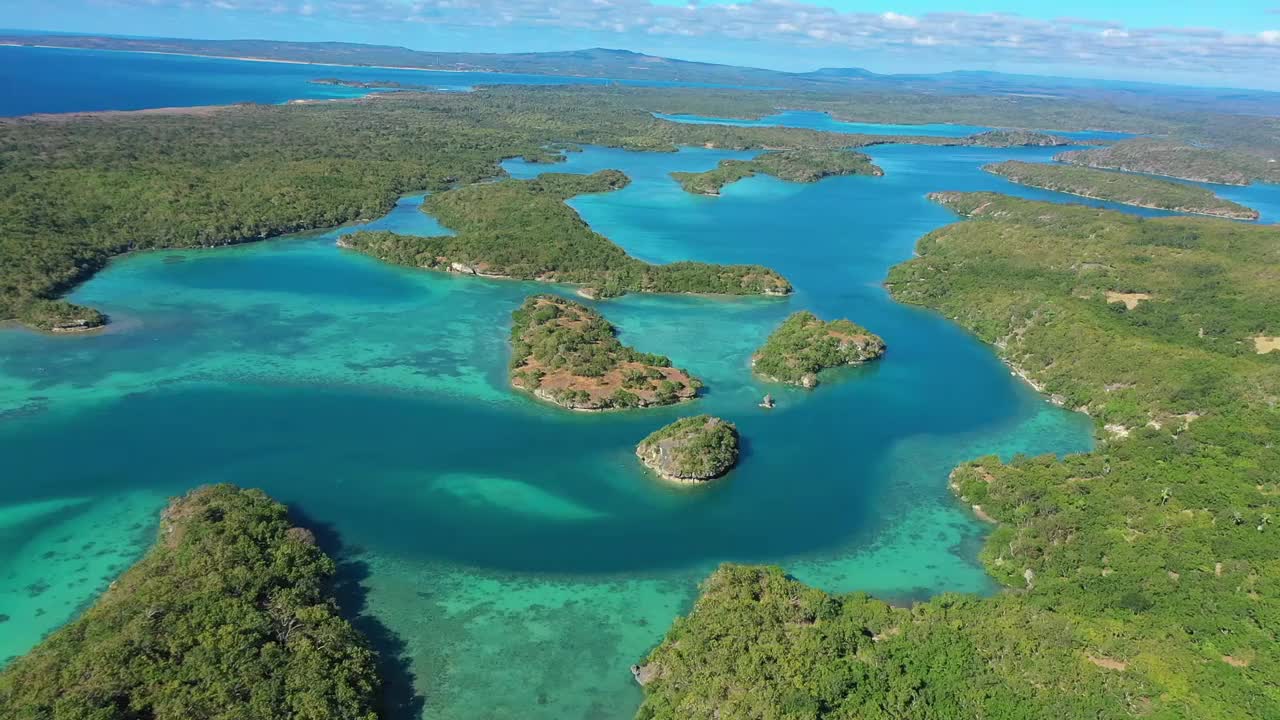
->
1222 655 1250 668
1105 291 1151 310
1252 336 1280 354
1086 655 1128 671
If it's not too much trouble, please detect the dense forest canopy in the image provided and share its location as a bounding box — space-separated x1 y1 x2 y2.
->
985 160 1259 219
639 195 1280 718
0 485 381 720
1056 139 1280 185
671 149 882 196
509 294 701 410
339 170 792 297
752 311 886 387
0 86 976 331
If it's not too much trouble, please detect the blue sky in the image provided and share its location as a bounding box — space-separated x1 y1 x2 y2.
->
8 1 1280 89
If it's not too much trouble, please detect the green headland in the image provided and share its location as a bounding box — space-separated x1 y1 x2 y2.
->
987 160 1260 219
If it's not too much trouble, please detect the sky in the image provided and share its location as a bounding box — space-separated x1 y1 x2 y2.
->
6 1 1280 90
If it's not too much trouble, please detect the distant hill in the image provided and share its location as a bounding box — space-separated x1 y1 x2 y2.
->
6 33 1280 115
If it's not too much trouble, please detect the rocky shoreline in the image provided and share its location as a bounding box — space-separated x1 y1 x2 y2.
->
636 415 740 483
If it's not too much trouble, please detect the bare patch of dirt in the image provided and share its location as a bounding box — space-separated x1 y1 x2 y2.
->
1086 655 1128 671
1105 291 1152 310
1252 336 1280 354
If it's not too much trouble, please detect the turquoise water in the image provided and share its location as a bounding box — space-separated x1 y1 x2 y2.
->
1182 178 1280 224
0 143 1101 717
0 45 737 116
654 109 1136 141
655 111 1280 223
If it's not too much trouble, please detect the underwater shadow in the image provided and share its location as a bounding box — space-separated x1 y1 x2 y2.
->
288 506 427 720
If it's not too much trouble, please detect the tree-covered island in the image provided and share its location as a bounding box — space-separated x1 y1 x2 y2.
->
0 485 381 720
509 294 701 410
635 415 740 482
986 160 1260 219
964 129 1074 147
752 311 886 388
670 149 883 196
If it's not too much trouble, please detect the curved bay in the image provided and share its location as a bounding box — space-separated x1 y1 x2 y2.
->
0 142 1104 718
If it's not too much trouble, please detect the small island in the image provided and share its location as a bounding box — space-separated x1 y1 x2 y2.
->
510 294 701 410
340 170 792 297
636 415 740 483
964 129 1074 147
985 160 1260 219
310 77 436 90
671 149 883 196
753 311 886 388
18 299 107 333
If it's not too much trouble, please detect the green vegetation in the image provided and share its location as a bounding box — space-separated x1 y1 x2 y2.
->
671 149 881 195
6 87 973 330
0 484 380 720
509 294 701 410
1057 139 1280 185
639 194 1280 718
340 170 790 297
752 311 885 388
965 129 1072 147
18 82 1272 332
14 298 107 333
635 415 740 482
986 160 1259 219
636 565 1103 720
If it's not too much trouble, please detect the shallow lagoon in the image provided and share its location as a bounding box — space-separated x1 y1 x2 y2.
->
0 142 1110 717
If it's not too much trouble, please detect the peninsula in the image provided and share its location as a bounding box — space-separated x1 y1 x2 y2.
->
752 311 886 388
636 415 740 482
1056 139 1280 185
985 160 1259 219
0 485 381 719
340 170 792 297
671 149 882 196
509 294 701 410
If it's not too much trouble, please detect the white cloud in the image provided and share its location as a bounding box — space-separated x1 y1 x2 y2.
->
880 11 917 29
105 0 1280 77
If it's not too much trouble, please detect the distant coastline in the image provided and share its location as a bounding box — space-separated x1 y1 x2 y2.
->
0 41 593 79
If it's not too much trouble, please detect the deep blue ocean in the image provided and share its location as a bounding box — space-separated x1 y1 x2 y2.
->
0 44 736 116
1 45 1278 719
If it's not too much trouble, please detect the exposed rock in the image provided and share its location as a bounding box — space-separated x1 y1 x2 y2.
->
631 663 661 686
636 415 739 483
